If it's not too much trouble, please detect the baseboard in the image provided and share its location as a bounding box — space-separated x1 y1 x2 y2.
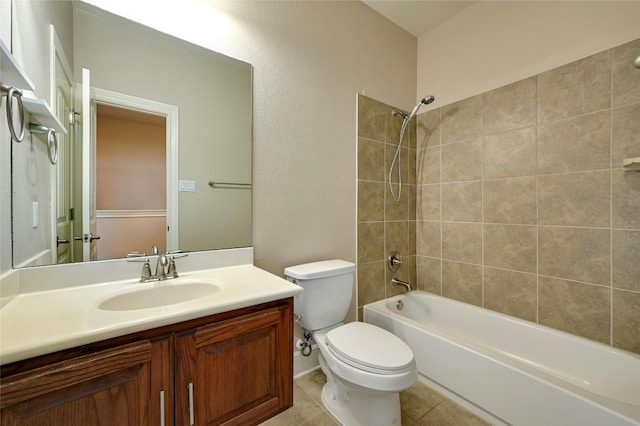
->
293 343 320 378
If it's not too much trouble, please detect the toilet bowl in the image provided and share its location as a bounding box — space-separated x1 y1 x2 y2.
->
284 260 417 425
315 322 417 425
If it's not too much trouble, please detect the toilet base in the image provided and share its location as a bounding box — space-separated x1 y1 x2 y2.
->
319 353 403 426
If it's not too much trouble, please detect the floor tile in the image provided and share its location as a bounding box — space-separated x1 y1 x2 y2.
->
264 370 494 426
415 399 491 426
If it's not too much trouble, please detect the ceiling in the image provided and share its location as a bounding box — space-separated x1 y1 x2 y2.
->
362 0 476 38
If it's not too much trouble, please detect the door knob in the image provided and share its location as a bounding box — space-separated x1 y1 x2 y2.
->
56 237 70 246
74 233 101 242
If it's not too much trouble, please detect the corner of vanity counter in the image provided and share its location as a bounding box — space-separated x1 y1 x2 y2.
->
0 269 19 309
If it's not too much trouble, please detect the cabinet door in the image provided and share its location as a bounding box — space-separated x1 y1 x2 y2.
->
175 305 293 426
0 339 168 426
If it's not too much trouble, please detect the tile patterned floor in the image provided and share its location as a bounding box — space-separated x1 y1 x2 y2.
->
261 369 492 426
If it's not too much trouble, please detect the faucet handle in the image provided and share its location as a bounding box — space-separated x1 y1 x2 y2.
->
128 257 153 282
127 254 149 263
127 252 147 258
167 258 178 279
166 252 188 278
388 251 403 272
169 253 188 260
167 250 188 262
140 260 153 282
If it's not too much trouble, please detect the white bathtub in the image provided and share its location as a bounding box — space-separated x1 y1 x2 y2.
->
364 291 640 426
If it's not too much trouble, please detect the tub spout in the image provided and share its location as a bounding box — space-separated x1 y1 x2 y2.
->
391 277 412 292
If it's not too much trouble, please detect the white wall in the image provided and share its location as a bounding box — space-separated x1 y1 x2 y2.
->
85 0 418 281
1 1 74 271
418 1 640 110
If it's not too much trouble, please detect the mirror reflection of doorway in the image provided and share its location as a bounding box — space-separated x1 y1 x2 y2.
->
95 104 166 260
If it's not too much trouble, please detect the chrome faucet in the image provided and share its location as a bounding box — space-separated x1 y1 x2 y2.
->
128 245 187 282
391 277 412 292
152 246 169 280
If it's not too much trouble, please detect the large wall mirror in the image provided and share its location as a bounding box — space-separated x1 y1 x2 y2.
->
11 1 252 268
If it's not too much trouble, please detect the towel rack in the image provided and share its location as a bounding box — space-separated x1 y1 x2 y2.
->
208 181 251 189
1 84 25 142
1 40 33 143
29 123 58 164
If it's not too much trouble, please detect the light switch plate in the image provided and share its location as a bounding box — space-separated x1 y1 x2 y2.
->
32 201 38 228
179 180 196 192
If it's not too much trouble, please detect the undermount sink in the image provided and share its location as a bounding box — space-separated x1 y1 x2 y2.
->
98 282 221 311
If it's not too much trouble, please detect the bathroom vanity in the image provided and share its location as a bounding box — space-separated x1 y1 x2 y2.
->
0 250 302 426
1 299 292 425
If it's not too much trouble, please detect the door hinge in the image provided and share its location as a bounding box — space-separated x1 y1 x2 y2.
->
69 110 80 125
69 207 75 221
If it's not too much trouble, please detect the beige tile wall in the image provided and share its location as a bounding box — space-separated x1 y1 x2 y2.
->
357 38 640 355
357 95 417 320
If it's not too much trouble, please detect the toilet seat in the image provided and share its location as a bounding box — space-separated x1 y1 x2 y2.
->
325 322 414 375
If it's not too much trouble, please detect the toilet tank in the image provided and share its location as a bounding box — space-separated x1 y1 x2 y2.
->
284 260 355 331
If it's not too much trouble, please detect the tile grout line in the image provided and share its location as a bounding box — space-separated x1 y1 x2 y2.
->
438 107 443 296
535 74 540 325
480 94 485 308
609 57 614 347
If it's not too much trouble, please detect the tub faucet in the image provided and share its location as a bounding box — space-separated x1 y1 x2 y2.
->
391 277 412 292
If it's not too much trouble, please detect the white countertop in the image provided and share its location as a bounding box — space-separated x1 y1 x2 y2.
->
0 264 302 365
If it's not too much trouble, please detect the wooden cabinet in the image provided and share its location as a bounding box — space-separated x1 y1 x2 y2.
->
0 339 169 425
0 298 293 426
175 305 292 425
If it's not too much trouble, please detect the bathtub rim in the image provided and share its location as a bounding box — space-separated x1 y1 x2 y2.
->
363 291 640 424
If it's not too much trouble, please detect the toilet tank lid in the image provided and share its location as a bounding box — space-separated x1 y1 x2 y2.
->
284 260 355 280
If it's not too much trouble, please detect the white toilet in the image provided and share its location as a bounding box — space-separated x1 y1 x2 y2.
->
285 260 417 426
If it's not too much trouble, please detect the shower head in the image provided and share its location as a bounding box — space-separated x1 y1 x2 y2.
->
406 95 436 123
421 95 435 105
